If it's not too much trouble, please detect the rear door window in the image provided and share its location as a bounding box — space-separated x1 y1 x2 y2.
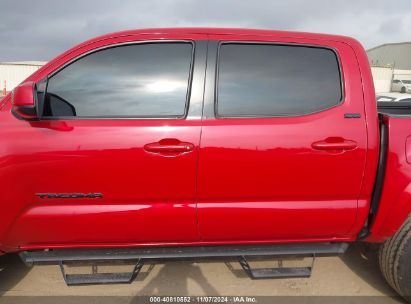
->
216 43 342 117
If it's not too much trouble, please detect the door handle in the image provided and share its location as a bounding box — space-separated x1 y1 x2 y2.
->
144 139 194 155
312 138 358 151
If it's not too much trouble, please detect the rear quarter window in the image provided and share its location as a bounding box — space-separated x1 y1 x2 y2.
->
216 43 343 117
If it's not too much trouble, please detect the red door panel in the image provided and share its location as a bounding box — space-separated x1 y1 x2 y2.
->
0 34 208 248
3 119 201 246
197 35 367 241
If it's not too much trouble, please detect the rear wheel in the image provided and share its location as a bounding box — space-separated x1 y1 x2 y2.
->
401 87 406 93
379 215 411 302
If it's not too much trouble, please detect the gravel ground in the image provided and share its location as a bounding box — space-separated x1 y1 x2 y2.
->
0 243 406 303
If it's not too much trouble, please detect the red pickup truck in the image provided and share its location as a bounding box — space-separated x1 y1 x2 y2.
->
1 28 411 300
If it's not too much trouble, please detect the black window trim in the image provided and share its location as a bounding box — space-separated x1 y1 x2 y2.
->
214 41 345 119
38 40 196 120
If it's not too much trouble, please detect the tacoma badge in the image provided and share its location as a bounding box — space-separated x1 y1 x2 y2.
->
36 193 103 199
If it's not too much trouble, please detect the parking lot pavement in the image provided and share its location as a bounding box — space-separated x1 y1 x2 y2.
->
0 243 404 302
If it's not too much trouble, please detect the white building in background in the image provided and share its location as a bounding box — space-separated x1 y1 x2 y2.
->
370 66 393 93
367 42 411 93
368 42 411 70
370 66 411 93
0 61 46 95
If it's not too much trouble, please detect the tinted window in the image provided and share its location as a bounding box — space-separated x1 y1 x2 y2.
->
44 43 193 118
217 43 342 117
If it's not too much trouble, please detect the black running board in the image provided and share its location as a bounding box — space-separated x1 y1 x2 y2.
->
19 242 348 285
20 242 348 264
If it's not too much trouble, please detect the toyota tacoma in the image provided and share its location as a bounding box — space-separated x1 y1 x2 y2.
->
1 28 411 300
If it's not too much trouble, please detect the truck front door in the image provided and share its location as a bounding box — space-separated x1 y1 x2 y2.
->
7 37 207 247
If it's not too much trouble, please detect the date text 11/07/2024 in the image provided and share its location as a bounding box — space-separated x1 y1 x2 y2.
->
149 296 257 303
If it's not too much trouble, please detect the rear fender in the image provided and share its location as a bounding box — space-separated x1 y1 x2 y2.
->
367 183 411 242
366 116 411 242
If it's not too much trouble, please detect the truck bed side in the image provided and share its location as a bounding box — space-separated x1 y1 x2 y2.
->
368 113 411 242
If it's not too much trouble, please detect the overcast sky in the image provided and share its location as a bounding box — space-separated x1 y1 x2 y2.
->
1 0 410 61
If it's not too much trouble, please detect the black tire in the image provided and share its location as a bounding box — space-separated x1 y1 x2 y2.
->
401 87 406 93
379 215 411 302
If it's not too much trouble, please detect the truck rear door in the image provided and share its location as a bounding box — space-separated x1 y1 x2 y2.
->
197 35 367 241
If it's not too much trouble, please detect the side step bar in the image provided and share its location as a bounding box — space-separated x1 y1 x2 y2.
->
239 256 315 279
20 242 348 285
59 259 144 285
